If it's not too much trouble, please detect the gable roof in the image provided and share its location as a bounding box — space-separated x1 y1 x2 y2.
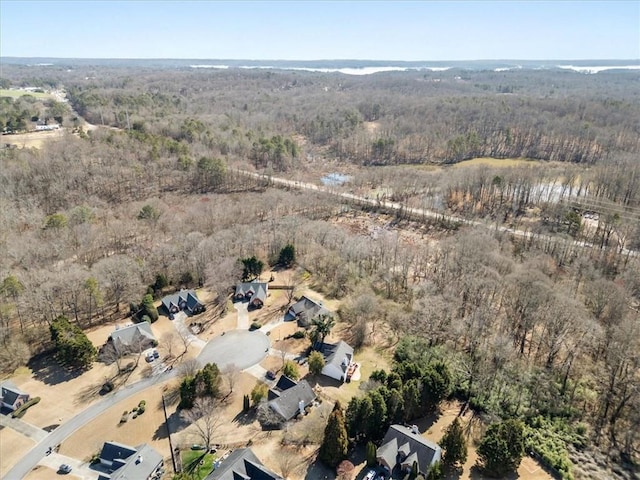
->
235 282 268 303
109 444 163 480
288 296 329 325
109 322 155 348
161 289 202 312
267 379 316 422
322 341 354 371
204 448 282 480
0 381 28 407
267 375 298 401
98 442 162 480
99 441 138 463
377 425 441 474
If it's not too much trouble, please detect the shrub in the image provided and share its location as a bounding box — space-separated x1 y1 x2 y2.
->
250 322 261 331
120 414 128 423
12 397 41 418
138 400 146 407
292 330 305 339
137 405 146 415
283 360 300 380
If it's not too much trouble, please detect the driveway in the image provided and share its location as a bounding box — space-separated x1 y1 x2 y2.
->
233 302 249 329
37 452 99 479
198 329 269 371
173 311 206 349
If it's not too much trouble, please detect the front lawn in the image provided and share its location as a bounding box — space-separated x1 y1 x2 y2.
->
182 450 215 479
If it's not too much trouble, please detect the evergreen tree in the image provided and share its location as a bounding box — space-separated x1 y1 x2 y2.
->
365 441 377 467
308 350 325 375
477 419 525 477
50 316 97 369
319 401 349 468
141 293 159 322
179 377 196 409
440 417 468 467
278 243 296 267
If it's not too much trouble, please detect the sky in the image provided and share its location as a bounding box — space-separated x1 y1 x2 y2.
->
1 1 639 60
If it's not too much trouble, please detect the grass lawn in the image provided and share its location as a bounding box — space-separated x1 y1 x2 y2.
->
0 88 52 99
182 450 216 479
453 156 537 168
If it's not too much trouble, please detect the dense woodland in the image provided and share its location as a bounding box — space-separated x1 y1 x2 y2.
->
0 64 639 478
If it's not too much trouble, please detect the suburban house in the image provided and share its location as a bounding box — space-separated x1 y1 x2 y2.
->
287 295 330 327
234 282 268 308
161 290 204 316
320 340 356 382
376 425 442 477
204 448 282 480
0 381 30 411
97 441 163 480
108 322 156 353
261 376 316 426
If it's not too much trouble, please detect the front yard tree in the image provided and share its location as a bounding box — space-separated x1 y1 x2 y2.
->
319 401 349 468
278 243 296 267
241 256 264 281
141 293 159 322
283 360 300 380
440 417 468 467
50 316 97 369
251 382 268 406
477 419 525 477
181 397 221 452
308 350 325 375
309 314 336 349
0 275 25 333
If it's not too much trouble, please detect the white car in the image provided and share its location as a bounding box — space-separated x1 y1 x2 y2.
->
364 470 376 480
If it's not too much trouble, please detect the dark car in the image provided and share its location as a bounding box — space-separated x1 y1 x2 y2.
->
59 464 72 474
266 370 276 380
152 349 160 359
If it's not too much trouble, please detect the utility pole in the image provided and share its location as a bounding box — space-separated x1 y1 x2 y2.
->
162 394 178 473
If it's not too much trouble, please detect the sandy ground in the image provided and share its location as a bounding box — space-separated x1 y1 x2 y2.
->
2 129 66 149
59 381 178 464
0 426 37 478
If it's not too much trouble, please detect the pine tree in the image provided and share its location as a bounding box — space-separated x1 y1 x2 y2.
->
440 417 468 466
319 401 349 468
365 441 377 467
477 419 525 477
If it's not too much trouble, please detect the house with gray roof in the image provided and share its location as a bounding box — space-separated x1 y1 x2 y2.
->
287 296 330 327
161 290 204 316
97 441 163 480
109 322 156 353
376 425 441 477
234 282 268 308
259 377 316 427
204 448 282 480
320 340 355 382
0 381 29 411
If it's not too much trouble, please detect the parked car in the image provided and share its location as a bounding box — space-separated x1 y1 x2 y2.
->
152 349 160 359
146 352 155 362
265 370 276 380
59 464 72 474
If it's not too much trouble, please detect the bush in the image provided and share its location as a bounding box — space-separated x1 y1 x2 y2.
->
250 322 261 331
138 400 146 407
120 414 128 423
283 360 300 380
137 405 146 415
12 397 41 418
292 330 305 339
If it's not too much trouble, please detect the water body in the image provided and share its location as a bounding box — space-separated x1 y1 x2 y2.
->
321 173 351 186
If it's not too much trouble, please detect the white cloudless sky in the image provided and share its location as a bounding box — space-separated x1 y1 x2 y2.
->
1 0 639 60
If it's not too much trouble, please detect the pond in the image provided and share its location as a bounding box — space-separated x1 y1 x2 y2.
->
321 172 351 186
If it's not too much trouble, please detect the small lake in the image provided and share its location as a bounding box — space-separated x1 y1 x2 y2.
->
321 172 351 186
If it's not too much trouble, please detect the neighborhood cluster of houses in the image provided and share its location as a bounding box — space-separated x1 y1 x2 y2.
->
2 282 442 478
202 423 441 479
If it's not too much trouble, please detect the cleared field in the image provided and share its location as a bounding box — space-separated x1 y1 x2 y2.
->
0 89 53 99
452 157 538 168
2 129 65 149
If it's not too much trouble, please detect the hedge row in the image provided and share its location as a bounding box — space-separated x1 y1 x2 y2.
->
12 397 41 418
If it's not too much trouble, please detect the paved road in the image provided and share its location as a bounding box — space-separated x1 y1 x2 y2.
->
237 169 639 259
198 330 269 371
4 328 269 479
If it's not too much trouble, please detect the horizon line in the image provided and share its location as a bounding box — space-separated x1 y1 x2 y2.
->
2 56 640 63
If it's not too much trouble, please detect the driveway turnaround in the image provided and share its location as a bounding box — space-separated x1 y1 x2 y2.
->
198 329 269 371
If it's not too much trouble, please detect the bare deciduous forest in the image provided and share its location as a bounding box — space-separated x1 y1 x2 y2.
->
1 64 638 478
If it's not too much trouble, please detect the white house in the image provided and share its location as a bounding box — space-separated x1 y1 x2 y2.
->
320 340 355 382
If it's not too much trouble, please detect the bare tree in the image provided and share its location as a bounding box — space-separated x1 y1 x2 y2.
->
160 331 178 359
181 397 222 451
223 363 241 395
278 448 302 478
179 358 201 378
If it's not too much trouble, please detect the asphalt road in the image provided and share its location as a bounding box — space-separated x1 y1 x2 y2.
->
4 329 269 480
